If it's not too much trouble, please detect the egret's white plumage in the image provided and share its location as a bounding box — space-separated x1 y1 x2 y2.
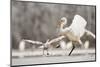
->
69 15 87 37
59 40 67 50
59 40 73 49
66 41 73 49
57 14 95 55
58 14 95 44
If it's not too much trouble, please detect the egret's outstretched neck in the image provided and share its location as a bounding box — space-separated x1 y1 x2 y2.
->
60 24 64 31
59 17 67 32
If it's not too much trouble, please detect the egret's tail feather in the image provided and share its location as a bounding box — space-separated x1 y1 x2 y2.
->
85 29 95 38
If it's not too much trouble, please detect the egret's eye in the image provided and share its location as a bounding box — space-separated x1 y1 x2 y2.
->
60 20 65 22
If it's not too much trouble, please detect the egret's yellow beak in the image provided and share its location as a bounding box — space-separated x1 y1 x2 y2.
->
57 20 64 27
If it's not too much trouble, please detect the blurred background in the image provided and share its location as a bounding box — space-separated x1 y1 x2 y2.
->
11 1 96 49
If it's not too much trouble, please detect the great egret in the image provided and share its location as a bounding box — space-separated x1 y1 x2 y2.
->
57 14 95 56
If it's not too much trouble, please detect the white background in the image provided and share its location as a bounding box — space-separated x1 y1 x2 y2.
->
0 0 100 67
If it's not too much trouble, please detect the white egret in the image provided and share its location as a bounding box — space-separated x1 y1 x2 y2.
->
57 14 95 56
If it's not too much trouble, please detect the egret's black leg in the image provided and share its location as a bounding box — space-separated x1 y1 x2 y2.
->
68 45 75 56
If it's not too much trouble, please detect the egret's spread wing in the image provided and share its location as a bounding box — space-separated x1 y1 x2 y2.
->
24 39 43 45
69 15 87 37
